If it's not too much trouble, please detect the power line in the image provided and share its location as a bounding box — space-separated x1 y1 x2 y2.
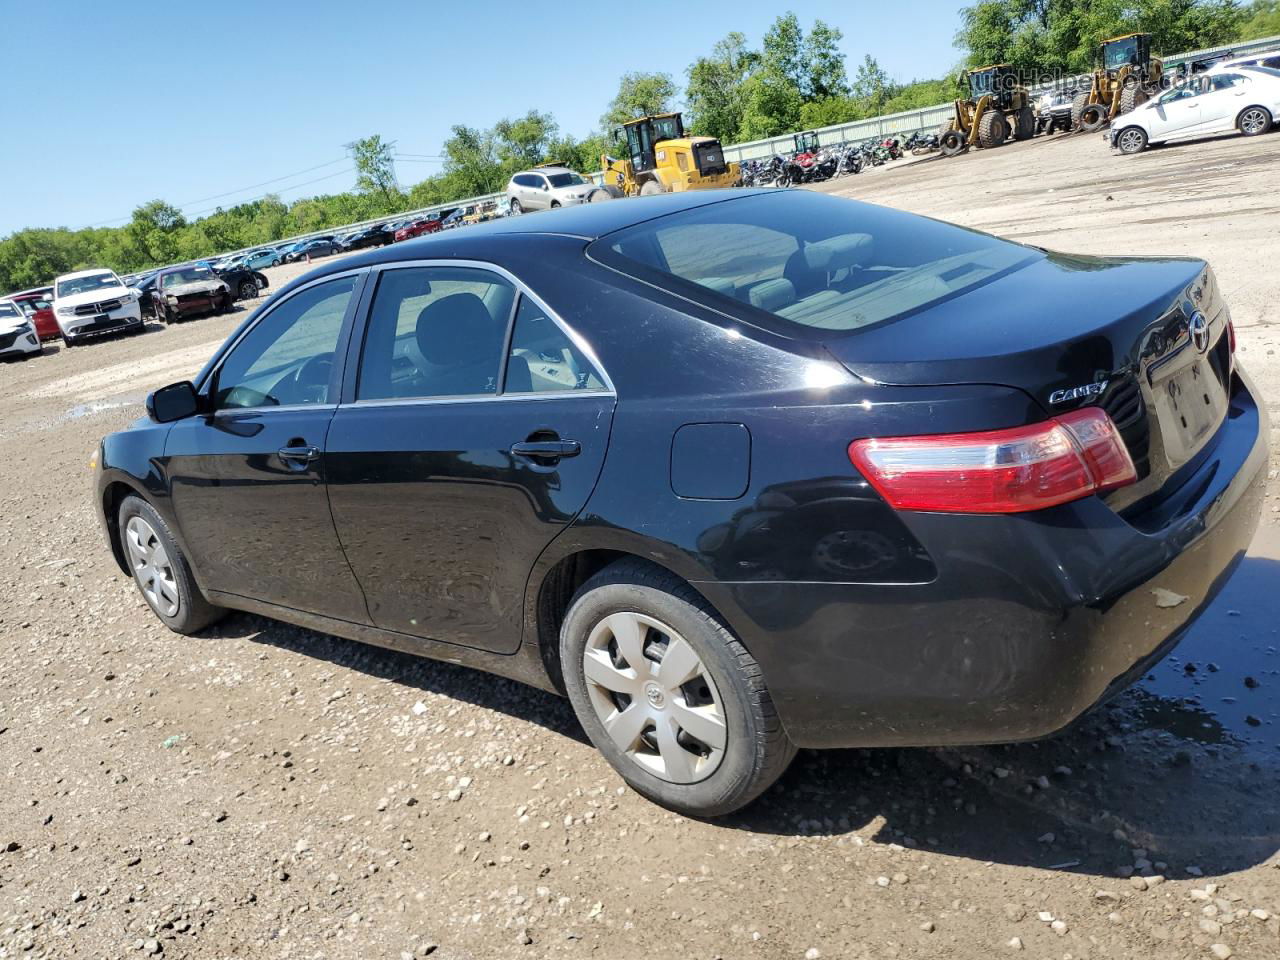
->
84 156 354 227
177 157 349 207
182 167 357 219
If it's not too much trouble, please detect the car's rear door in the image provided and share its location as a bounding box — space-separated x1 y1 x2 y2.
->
165 270 371 622
1200 72 1251 132
324 261 615 654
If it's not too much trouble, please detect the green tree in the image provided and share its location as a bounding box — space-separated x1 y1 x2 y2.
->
440 124 502 196
803 20 850 100
348 134 400 206
762 12 806 91
1239 0 1280 37
852 55 896 115
799 96 864 129
126 200 186 266
737 64 804 140
601 71 678 131
493 110 560 170
686 32 758 142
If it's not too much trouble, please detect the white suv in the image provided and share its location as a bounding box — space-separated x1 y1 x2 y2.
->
505 167 602 214
52 268 143 346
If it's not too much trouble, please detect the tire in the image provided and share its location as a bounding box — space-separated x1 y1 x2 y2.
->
638 179 665 196
1071 91 1090 129
936 119 953 143
599 184 624 199
219 294 233 314
977 110 1009 148
158 303 173 325
61 334 74 348
550 200 560 208
1080 103 1108 132
510 198 522 214
118 495 226 635
940 130 966 156
1013 106 1035 141
270 259 280 267
1118 83 1149 116
560 560 796 817
1239 106 1272 136
1115 126 1148 155
238 280 256 301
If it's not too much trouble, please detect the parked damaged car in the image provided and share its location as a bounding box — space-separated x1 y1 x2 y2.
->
149 265 233 323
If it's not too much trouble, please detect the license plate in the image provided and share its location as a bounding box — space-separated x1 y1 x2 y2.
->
1154 358 1226 466
95 313 112 324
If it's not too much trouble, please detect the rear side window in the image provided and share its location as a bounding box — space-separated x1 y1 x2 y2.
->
595 191 1037 337
505 296 607 394
356 266 516 400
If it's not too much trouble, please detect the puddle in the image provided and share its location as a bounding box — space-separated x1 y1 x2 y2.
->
1131 524 1280 761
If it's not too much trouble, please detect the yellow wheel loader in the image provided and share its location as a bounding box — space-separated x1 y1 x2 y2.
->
1073 33 1164 132
937 65 1035 157
599 112 740 198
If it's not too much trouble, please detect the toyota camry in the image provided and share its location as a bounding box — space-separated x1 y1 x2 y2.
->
93 190 1269 816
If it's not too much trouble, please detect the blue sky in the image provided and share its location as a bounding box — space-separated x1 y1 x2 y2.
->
1 0 963 235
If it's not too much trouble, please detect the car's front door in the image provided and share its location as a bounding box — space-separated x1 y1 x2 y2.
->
165 271 371 622
1152 84 1203 138
325 263 615 654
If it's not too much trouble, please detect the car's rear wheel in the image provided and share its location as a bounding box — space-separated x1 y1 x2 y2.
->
1239 106 1272 136
560 560 796 817
1116 126 1148 155
119 496 226 634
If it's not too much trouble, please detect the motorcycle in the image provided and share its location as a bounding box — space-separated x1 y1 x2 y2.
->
880 137 903 161
836 142 863 175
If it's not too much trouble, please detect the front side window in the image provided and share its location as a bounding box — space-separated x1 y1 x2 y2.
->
505 296 606 394
596 191 1037 337
356 267 515 401
214 275 356 409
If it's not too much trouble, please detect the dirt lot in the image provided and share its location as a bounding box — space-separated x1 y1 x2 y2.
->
2 129 1279 960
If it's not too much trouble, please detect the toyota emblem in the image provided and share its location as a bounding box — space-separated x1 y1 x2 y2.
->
1189 311 1210 353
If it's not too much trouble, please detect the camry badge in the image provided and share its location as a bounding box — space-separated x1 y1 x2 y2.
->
1189 311 1210 353
1049 380 1109 405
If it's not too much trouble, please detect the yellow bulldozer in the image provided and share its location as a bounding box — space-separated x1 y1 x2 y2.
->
938 64 1035 156
599 112 740 197
1073 33 1164 131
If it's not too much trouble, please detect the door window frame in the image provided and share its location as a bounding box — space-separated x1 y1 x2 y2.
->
194 267 370 414
337 258 616 407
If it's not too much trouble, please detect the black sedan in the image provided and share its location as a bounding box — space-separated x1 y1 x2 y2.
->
283 238 340 263
338 225 392 252
212 263 269 302
93 190 1268 816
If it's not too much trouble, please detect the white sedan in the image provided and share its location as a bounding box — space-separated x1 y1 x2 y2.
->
1111 65 1280 154
0 298 43 359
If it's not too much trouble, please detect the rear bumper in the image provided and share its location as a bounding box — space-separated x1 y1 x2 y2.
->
697 368 1270 749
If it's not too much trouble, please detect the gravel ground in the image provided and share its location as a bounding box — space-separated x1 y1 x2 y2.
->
2 129 1279 960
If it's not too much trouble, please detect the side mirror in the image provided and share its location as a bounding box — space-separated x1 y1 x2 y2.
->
147 380 200 423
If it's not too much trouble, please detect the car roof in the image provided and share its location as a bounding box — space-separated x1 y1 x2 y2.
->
1212 54 1280 69
1207 59 1280 74
517 166 573 177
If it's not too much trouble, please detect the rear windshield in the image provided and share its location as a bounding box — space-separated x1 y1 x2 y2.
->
594 191 1037 337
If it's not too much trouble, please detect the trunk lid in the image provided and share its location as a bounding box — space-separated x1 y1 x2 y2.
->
823 253 1233 515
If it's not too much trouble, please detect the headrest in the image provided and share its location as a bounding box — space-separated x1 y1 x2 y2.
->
415 293 497 366
748 278 796 313
803 233 873 273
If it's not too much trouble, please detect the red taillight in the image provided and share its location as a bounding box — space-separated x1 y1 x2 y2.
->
848 408 1137 514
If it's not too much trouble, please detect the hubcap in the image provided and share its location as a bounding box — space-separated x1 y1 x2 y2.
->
1120 130 1144 152
1243 110 1266 134
124 516 180 618
582 612 727 784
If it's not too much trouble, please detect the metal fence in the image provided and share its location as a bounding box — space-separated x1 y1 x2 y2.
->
169 32 1280 273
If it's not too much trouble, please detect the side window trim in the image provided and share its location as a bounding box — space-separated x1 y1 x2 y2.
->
197 268 369 411
336 259 615 406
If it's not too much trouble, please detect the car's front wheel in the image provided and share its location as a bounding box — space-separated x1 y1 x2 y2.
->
238 280 256 301
1116 126 1148 154
61 333 75 348
560 560 796 817
119 495 225 634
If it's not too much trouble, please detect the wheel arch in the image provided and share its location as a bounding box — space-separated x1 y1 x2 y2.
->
100 476 151 576
528 544 725 696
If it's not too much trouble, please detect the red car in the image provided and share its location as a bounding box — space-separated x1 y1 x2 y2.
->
10 289 59 342
394 216 443 242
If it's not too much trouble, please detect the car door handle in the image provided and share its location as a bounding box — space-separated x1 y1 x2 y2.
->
510 439 581 460
278 444 320 464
